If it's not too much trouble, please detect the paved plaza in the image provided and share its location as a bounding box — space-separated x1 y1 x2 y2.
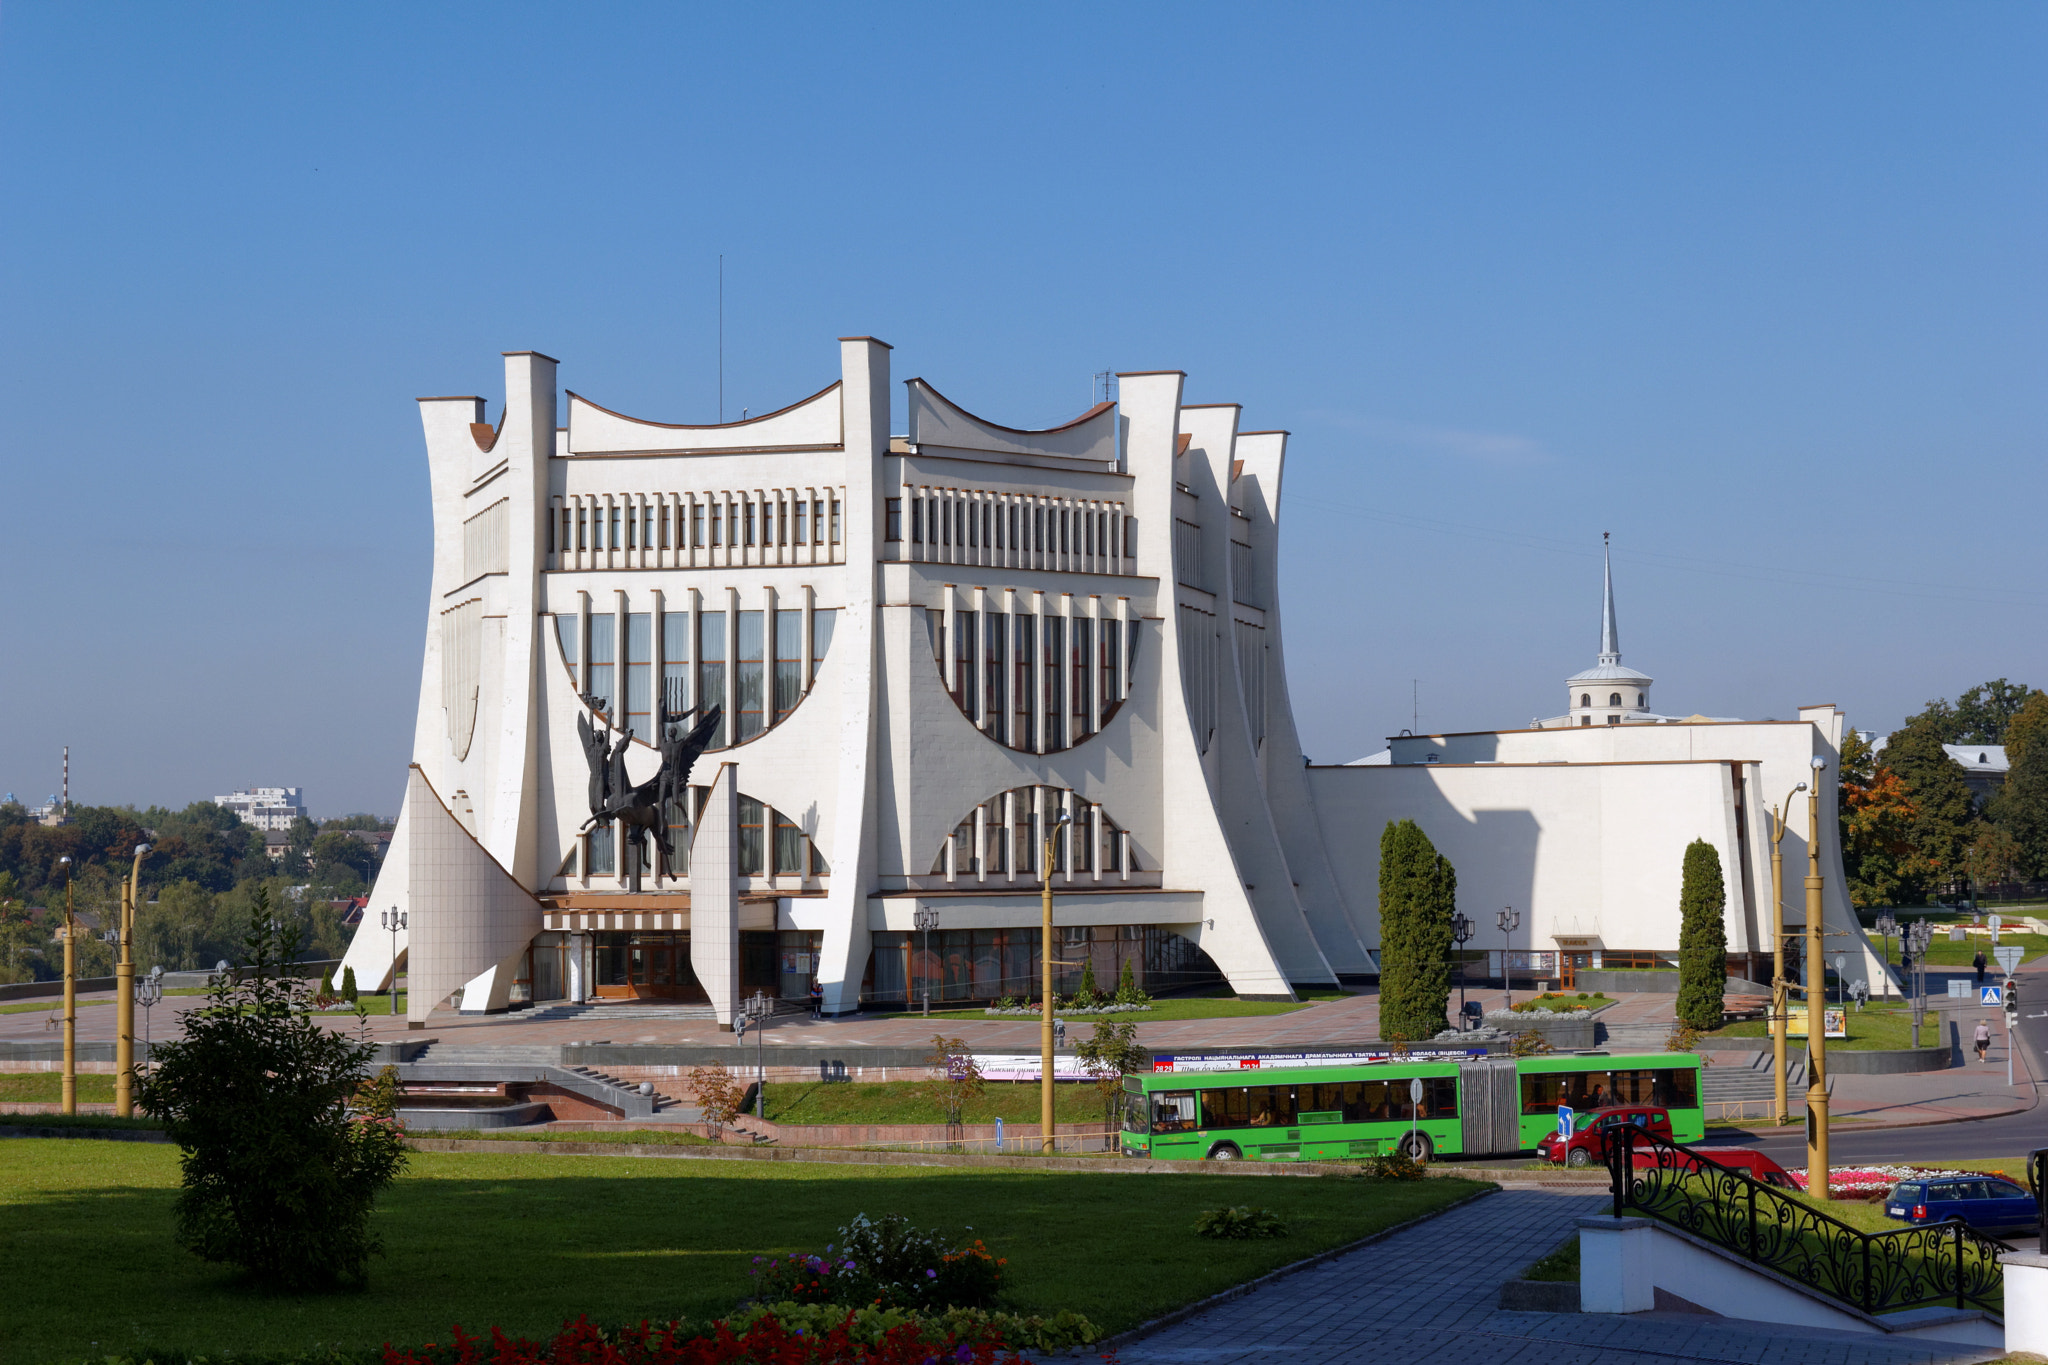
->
1115 1189 2004 1365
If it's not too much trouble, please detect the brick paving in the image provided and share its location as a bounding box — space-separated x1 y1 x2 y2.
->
1116 1190 2004 1365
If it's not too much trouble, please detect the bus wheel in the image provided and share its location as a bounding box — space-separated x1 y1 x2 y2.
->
1398 1132 1433 1164
1566 1147 1593 1168
1206 1143 1242 1162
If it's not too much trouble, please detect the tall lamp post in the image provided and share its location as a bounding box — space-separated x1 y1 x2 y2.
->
1803 755 1831 1200
1872 913 1898 1001
1497 906 1520 1011
380 909 407 1016
1040 806 1072 1155
114 842 151 1118
1451 913 1474 1027
1906 919 1933 1047
914 906 939 1017
58 856 75 1115
1768 780 1808 1125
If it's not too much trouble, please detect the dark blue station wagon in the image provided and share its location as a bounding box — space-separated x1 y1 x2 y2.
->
1885 1176 2037 1234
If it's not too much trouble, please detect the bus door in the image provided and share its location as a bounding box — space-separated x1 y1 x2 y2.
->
1459 1058 1520 1155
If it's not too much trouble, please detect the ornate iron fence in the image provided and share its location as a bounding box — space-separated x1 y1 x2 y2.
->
1605 1123 2011 1315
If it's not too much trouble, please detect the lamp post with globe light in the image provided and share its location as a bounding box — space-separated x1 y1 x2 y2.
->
914 906 939 1017
1451 913 1474 1027
1040 806 1072 1154
1803 755 1832 1199
1497 906 1520 1012
1768 779 1808 1124
381 909 407 1016
137 966 164 1075
1873 913 1898 1002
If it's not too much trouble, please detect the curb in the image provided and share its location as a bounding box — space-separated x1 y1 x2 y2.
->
1080 1185 1502 1356
0 1124 171 1142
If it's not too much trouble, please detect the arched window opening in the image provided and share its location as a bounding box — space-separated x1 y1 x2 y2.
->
928 603 1139 754
1580 693 1591 708
1609 693 1622 707
929 785 1138 882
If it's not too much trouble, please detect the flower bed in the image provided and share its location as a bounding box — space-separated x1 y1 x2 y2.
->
382 1310 1041 1365
1783 1165 1974 1201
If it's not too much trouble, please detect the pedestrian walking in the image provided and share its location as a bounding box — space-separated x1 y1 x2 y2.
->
1974 1019 1991 1062
808 977 823 1019
1973 949 1987 986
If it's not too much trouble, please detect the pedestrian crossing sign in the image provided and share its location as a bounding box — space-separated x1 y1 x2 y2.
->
1980 985 2003 1006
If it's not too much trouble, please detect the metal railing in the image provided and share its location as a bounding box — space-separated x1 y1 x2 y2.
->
1606 1123 2012 1315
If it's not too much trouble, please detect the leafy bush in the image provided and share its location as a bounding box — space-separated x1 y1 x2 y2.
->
835 1211 1005 1310
1075 957 1101 1006
133 895 406 1290
340 965 358 1003
1358 1149 1426 1181
1510 1029 1554 1057
1193 1205 1289 1239
1114 958 1151 1006
689 1063 746 1135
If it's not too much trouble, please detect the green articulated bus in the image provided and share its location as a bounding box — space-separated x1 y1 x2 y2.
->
1120 1052 1703 1162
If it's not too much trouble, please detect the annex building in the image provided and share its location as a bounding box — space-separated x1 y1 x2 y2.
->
339 338 1882 1024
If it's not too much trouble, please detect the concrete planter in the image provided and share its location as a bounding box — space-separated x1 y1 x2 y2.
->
1574 970 1677 994
1489 1015 1597 1050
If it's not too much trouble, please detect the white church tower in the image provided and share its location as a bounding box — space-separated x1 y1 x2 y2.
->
1546 534 1654 728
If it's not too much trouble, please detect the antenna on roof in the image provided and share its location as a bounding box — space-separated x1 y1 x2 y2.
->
1094 371 1118 405
717 254 724 424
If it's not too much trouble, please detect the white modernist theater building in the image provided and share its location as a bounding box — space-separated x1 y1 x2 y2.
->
340 337 1881 1025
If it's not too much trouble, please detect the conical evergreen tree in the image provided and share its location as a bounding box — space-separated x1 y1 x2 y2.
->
1377 819 1455 1041
1675 839 1728 1031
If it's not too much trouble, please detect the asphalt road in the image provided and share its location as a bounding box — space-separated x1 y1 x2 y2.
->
1713 956 2047 1165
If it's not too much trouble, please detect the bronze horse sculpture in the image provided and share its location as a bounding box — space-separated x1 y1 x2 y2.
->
577 697 723 892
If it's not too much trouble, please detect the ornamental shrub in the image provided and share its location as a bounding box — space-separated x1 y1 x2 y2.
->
378 1310 1033 1365
341 965 358 1003
1358 1148 1426 1181
833 1211 1005 1310
1075 956 1100 1005
1675 839 1728 1032
1194 1205 1288 1239
1377 819 1456 1042
1114 958 1150 1005
133 892 406 1289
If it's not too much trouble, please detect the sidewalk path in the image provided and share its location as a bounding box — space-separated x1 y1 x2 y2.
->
1116 1190 2002 1365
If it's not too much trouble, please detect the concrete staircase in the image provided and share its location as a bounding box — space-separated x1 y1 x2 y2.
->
1596 1021 1681 1052
1699 1051 1831 1119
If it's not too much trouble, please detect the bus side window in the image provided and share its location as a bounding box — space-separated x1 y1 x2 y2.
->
1201 1086 1250 1130
1152 1091 1197 1133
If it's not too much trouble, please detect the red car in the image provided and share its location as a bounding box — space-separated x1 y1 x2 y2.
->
1632 1145 1796 1189
1537 1105 1677 1166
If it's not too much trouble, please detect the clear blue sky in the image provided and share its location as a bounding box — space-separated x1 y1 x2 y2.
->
2 4 2041 817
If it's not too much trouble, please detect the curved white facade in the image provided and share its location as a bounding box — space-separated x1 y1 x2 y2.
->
342 341 1367 1022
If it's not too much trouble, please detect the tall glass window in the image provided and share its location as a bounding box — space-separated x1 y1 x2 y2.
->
692 503 704 547
698 611 726 747
774 609 803 724
793 500 808 545
772 808 804 875
829 497 840 545
556 614 578 671
952 611 977 719
710 504 723 546
738 797 765 875
1013 613 1034 748
1099 619 1121 725
735 610 765 740
588 822 615 875
983 611 1007 744
609 506 621 550
588 614 616 717
1042 616 1065 751
807 609 837 684
662 612 689 717
1071 617 1091 736
624 613 652 740
664 797 690 876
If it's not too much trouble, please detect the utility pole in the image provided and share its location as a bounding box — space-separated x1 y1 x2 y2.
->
114 842 152 1117
1769 781 1806 1125
1040 806 1071 1154
1802 756 1830 1199
59 857 75 1114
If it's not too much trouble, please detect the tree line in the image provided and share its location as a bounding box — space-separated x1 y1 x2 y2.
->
1840 677 2048 907
0 798 392 984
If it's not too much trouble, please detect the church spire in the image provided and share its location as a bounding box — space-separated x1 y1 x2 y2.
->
1598 531 1620 666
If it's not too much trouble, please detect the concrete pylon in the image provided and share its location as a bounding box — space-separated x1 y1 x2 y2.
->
692 762 740 1028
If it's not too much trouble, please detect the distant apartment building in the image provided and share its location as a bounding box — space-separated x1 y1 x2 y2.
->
214 787 307 832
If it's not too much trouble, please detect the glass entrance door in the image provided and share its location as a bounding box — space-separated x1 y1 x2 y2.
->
629 941 678 997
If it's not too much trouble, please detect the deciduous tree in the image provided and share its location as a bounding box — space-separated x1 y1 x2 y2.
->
1882 717 1980 899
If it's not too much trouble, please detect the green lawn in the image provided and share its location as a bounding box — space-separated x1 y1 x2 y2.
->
864 988 1347 1025
0 998 116 1015
1705 1001 1945 1051
0 1138 1486 1363
0 1072 116 1104
1511 993 1614 1012
761 1079 1108 1127
413 1128 716 1147
1863 920 2048 971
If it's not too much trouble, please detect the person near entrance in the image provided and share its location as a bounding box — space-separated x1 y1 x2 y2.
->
1974 1019 1991 1063
808 978 822 1019
1973 949 1987 987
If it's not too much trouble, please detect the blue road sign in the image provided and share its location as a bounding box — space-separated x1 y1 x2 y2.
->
1981 985 2004 1006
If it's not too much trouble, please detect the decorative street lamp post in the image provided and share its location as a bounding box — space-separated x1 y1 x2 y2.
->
1768 780 1808 1125
1496 906 1520 1012
914 906 939 1017
1041 806 1072 1155
380 909 408 1017
1451 913 1474 1027
136 966 164 1075
1873 913 1898 1001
